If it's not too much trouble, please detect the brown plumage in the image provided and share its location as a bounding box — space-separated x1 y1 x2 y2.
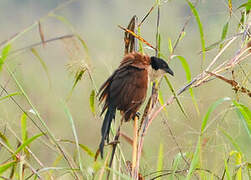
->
98 52 174 158
99 52 149 121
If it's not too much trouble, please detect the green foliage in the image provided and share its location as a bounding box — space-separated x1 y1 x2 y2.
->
171 152 184 180
164 75 188 119
21 113 28 143
0 92 21 102
13 133 43 157
0 160 16 175
185 0 205 61
61 139 95 157
30 48 52 88
201 97 231 134
62 101 85 177
21 112 29 157
233 101 251 138
168 38 173 54
224 158 231 180
173 55 200 115
220 128 242 153
156 142 164 174
220 22 229 49
138 26 144 53
89 89 96 115
0 44 11 71
238 1 251 11
185 137 201 180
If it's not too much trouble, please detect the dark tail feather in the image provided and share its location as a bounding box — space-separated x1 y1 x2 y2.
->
99 105 116 158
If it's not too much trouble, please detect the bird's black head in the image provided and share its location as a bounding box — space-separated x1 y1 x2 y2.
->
150 56 174 76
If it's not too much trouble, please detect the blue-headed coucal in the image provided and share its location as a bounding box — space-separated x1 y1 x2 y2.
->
98 52 174 158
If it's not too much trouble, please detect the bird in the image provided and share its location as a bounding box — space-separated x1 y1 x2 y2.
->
98 51 174 158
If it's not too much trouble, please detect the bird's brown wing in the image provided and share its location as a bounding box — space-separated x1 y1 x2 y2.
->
109 65 148 121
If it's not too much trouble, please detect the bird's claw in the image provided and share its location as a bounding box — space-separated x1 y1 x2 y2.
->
135 112 141 118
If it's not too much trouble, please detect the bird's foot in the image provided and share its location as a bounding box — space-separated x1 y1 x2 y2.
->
135 112 141 118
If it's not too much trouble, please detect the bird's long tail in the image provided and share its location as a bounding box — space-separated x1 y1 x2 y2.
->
99 105 116 158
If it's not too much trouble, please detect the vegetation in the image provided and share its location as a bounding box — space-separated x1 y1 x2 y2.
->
0 0 250 179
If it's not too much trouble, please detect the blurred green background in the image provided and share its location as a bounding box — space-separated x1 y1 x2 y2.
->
0 0 250 178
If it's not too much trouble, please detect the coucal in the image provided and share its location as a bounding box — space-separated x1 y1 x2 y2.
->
98 52 174 158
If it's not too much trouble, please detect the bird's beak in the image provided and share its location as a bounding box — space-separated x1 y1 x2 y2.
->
164 66 174 76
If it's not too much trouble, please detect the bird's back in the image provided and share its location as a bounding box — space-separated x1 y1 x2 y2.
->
99 52 150 121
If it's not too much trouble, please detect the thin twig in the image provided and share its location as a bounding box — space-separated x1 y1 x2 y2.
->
138 3 157 27
162 117 190 166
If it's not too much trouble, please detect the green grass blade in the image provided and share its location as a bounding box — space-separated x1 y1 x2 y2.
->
205 40 223 52
13 133 43 157
76 35 89 55
62 101 85 177
1 44 11 60
60 139 95 157
21 112 30 158
220 22 229 49
0 44 11 71
224 158 231 180
171 152 184 180
0 132 12 149
168 38 173 54
173 55 200 115
221 22 229 41
0 160 16 175
69 68 86 97
49 14 74 31
158 90 167 113
201 97 231 134
21 113 28 142
185 137 201 180
156 142 164 176
106 167 132 180
220 128 242 153
138 26 144 53
238 2 251 10
0 92 21 102
30 48 52 88
233 101 251 138
185 0 205 61
164 75 188 119
89 90 95 115
229 151 242 180
236 152 242 180
5 64 78 175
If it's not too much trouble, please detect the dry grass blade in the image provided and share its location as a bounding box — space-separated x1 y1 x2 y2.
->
206 71 251 97
124 16 137 55
138 3 157 27
118 25 156 51
38 21 45 47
